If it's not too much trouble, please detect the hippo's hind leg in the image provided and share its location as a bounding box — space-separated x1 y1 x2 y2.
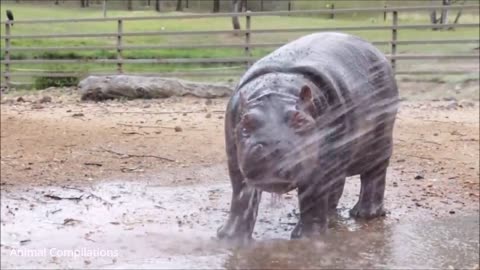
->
217 159 262 243
350 114 394 219
349 160 388 218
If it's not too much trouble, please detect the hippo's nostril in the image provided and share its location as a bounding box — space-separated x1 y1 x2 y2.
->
252 144 264 156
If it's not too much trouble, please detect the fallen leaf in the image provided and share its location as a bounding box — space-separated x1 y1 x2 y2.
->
20 239 31 246
63 218 82 226
84 162 103 167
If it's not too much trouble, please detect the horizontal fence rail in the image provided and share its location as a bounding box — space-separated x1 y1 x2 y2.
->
3 39 479 52
2 23 479 39
0 71 246 77
1 5 479 87
0 5 477 24
2 54 479 65
1 69 476 78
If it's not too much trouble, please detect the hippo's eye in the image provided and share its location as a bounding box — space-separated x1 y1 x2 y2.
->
290 112 306 126
289 111 314 132
240 113 258 135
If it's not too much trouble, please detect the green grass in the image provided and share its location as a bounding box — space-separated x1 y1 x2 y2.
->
1 3 478 87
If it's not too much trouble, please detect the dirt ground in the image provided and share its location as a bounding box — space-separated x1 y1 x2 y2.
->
1 81 479 194
0 80 479 269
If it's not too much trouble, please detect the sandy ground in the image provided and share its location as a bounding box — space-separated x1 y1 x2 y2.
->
1 82 479 194
0 81 479 269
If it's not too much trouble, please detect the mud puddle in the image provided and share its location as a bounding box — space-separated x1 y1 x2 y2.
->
1 165 479 269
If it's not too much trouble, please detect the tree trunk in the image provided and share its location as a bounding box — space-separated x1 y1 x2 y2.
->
213 0 220 13
430 0 439 30
85 0 89 7
176 0 183 11
55 0 59 5
127 0 133 10
449 0 467 30
80 0 86 8
452 7 463 24
231 0 241 31
440 0 451 26
430 10 437 23
449 8 462 30
155 0 161 11
78 76 233 101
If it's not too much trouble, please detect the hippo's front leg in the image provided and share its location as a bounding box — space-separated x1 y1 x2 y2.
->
328 177 346 212
217 163 262 242
291 169 346 239
291 182 328 239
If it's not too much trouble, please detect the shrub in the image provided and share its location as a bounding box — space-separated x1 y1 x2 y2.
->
34 76 79 89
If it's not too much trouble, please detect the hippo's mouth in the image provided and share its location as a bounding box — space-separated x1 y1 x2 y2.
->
245 177 296 194
241 163 301 193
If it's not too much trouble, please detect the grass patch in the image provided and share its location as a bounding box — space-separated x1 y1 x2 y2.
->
1 3 478 86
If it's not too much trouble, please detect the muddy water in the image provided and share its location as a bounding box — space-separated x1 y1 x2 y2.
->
1 165 479 269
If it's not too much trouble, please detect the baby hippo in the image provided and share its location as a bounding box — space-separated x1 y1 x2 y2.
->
218 32 399 241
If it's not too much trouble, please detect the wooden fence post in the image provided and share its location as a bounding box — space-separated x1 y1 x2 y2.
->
384 5 387 21
4 21 11 88
245 10 252 69
117 19 123 74
103 0 107 18
391 10 398 74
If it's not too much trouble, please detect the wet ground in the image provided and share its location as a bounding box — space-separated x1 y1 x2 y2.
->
1 164 479 269
1 85 479 269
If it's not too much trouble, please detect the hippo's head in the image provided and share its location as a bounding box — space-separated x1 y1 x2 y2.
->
235 85 320 193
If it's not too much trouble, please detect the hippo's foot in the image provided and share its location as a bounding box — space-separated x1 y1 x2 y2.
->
349 202 386 219
217 182 261 245
328 199 342 215
290 220 327 239
216 223 253 245
293 180 330 239
328 207 342 216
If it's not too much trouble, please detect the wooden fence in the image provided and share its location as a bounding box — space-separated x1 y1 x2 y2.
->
1 4 479 87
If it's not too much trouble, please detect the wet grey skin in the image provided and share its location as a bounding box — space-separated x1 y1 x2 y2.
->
218 32 399 242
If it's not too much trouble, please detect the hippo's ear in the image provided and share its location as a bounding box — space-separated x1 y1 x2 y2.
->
299 85 313 102
298 85 316 116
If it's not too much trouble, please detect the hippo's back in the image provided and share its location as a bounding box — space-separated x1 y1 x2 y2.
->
237 32 397 105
